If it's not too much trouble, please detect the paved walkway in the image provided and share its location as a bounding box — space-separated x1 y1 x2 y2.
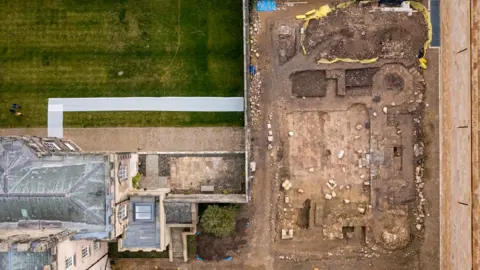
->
48 97 244 138
0 127 245 152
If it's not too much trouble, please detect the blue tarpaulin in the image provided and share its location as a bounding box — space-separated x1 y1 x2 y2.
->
249 65 257 75
430 0 440 47
257 0 276 12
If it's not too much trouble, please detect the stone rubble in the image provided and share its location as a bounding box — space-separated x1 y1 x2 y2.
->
282 180 292 190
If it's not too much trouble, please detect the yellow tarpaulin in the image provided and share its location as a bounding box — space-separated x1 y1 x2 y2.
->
407 1 432 69
317 57 378 64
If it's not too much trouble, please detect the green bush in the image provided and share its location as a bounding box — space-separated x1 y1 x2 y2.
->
132 173 141 189
201 205 237 237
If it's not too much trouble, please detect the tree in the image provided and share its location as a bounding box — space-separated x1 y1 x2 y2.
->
201 205 237 237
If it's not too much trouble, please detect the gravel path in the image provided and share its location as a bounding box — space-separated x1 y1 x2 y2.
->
0 127 245 152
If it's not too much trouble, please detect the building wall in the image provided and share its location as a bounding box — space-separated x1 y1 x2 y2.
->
56 239 109 270
114 153 137 237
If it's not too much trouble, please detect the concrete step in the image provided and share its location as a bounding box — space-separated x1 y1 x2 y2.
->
171 228 184 258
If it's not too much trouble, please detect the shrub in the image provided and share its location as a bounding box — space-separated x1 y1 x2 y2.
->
201 205 237 237
132 173 141 189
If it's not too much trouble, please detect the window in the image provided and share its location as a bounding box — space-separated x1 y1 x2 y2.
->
65 255 75 269
81 246 89 258
44 142 61 151
117 204 127 220
118 165 128 181
135 204 153 220
93 241 100 251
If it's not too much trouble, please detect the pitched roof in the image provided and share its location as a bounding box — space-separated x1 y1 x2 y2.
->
0 249 52 270
0 137 110 231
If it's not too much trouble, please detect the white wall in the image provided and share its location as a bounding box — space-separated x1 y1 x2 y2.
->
56 239 109 270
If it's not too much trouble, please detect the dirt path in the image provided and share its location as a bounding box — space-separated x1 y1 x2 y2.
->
420 48 440 270
0 127 245 152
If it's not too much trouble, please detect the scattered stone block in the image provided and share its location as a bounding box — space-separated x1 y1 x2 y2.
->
308 167 315 172
373 112 377 117
354 135 360 140
358 207 366 214
360 174 365 179
343 199 350 204
297 188 304 193
414 144 424 157
268 144 273 149
268 136 274 142
363 180 370 186
338 150 345 159
356 124 363 130
288 131 294 136
416 224 422 230
250 162 256 172
267 123 272 129
282 180 292 190
285 196 290 203
331 191 337 198
326 182 334 190
268 130 273 135
325 193 333 200
281 229 293 239
328 179 336 185
383 107 388 114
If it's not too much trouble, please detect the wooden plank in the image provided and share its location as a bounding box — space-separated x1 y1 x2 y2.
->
440 0 472 269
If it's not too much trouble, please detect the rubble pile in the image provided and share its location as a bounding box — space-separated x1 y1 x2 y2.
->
249 15 262 127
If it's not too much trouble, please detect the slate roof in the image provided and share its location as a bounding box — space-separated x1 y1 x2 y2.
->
0 137 109 230
0 249 52 270
165 202 193 224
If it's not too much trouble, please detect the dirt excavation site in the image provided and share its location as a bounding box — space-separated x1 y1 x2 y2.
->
249 1 440 269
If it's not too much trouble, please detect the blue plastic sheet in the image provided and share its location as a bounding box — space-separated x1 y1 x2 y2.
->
224 256 233 261
249 65 257 75
196 254 204 261
256 0 276 12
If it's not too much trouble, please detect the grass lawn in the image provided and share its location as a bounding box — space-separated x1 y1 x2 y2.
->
0 0 244 127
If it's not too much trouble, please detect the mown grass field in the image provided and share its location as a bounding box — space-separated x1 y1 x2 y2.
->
0 0 244 127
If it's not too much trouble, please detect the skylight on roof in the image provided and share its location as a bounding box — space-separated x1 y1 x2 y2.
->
135 204 153 220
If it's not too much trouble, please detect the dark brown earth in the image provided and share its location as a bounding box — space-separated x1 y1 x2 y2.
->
384 73 405 91
303 4 428 62
196 218 249 261
290 70 327 97
345 67 379 87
